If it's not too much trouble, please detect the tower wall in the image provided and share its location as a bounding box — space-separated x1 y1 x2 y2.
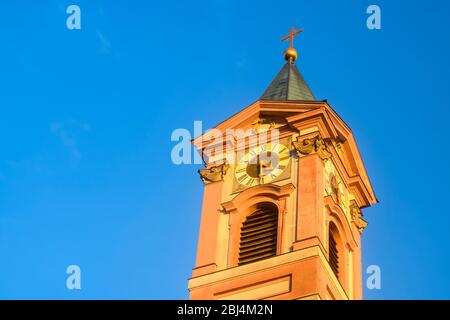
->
189 97 376 300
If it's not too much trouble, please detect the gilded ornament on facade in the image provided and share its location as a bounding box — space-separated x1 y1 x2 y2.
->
292 135 332 160
198 163 229 184
350 201 368 233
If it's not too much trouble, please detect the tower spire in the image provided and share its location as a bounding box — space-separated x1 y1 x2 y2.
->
260 25 315 101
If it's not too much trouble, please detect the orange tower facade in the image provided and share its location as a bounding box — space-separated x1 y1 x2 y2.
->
188 27 377 300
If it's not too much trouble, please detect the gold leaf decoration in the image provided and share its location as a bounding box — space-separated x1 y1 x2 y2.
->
198 163 229 184
292 135 332 160
350 201 368 233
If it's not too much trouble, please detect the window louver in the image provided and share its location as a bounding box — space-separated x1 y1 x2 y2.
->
329 233 339 276
238 207 278 266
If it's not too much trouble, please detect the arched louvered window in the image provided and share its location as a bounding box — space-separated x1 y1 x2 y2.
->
329 223 340 277
329 233 339 276
238 204 278 266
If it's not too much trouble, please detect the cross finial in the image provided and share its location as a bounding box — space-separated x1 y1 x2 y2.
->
280 26 303 49
280 26 303 63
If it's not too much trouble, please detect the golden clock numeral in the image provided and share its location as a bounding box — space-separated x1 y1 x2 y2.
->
238 175 247 183
279 155 290 161
246 178 255 187
278 165 286 171
236 168 247 174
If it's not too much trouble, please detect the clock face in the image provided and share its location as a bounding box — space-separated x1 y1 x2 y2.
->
235 143 290 188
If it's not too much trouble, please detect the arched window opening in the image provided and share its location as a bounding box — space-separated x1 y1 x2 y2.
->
329 223 341 277
329 232 339 276
238 203 278 266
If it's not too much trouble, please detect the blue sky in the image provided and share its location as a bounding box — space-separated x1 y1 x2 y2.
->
0 0 449 299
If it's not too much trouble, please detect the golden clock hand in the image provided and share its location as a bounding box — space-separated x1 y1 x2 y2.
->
256 155 262 177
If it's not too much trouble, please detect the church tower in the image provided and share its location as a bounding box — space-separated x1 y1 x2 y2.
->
188 26 377 300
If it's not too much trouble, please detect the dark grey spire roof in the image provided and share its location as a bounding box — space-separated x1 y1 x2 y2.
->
260 62 315 101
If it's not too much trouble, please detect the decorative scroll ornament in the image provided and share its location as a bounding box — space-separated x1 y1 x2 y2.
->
256 118 276 128
292 135 332 160
350 201 368 233
198 163 229 184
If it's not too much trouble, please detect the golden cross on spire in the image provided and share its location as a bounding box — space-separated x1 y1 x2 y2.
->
280 26 303 63
280 26 303 49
